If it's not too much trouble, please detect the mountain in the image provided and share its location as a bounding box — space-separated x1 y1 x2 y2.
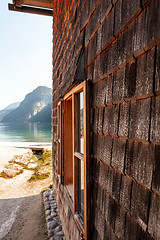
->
0 102 20 121
1 86 52 123
4 102 20 110
28 103 52 123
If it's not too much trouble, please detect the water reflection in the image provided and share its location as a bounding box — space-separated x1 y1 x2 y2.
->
0 122 52 142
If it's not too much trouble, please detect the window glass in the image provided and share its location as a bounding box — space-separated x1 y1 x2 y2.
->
77 158 84 220
57 104 60 175
78 91 84 154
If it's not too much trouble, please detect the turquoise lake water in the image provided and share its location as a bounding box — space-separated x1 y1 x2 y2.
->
0 122 52 142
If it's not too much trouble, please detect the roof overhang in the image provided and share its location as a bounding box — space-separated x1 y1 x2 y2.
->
8 0 53 16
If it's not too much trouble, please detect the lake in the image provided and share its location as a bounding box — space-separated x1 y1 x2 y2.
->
0 122 52 142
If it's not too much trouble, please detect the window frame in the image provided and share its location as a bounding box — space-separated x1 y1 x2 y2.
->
58 81 90 239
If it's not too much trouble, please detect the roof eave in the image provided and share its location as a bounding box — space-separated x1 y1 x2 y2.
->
8 3 53 16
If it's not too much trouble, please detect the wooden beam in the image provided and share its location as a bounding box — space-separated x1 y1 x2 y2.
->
13 0 21 7
13 0 53 9
8 4 53 16
21 0 53 9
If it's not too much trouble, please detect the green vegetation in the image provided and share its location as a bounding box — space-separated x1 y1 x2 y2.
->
28 149 52 182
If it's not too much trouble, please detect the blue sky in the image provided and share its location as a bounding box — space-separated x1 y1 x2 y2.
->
0 0 53 110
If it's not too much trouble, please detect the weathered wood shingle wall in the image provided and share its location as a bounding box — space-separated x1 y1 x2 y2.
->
52 0 160 239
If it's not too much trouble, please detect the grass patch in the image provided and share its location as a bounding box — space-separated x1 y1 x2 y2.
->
28 149 52 182
28 172 50 182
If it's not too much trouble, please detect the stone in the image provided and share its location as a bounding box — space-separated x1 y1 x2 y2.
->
48 220 59 230
45 203 51 211
50 189 54 195
48 229 54 238
43 196 49 202
52 203 57 208
46 215 53 222
55 225 62 232
54 236 65 240
43 191 50 198
56 231 65 236
49 237 54 240
49 195 55 201
50 200 56 205
27 162 37 168
46 209 51 217
51 205 57 211
51 212 58 217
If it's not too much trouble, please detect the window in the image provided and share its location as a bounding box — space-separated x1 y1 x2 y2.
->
57 101 62 183
58 81 90 239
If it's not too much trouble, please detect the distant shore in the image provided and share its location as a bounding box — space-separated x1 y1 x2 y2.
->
0 141 52 150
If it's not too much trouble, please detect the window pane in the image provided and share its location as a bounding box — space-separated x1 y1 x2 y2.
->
77 158 84 220
77 91 84 154
57 105 60 175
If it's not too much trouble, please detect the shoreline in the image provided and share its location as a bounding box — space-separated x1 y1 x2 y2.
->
0 142 52 173
0 141 52 150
